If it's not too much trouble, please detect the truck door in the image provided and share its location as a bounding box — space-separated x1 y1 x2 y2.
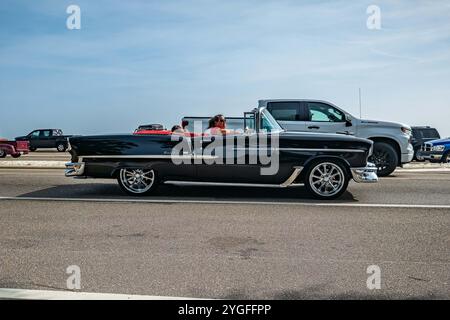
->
266 101 307 132
28 130 40 149
39 130 53 148
305 102 349 134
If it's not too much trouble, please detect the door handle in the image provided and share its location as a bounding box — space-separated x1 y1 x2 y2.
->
308 126 320 129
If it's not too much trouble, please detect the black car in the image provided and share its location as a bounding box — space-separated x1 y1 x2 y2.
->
15 129 72 152
65 107 378 200
411 126 441 160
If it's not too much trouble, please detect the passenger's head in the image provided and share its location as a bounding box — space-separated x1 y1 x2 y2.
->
181 120 189 129
171 125 183 133
208 114 226 129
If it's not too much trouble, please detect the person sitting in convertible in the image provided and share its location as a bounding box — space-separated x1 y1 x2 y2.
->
204 114 235 135
171 125 185 135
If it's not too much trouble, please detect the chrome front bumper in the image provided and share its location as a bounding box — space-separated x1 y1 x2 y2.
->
65 162 85 177
351 162 378 183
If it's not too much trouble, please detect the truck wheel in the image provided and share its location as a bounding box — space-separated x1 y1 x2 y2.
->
304 160 349 200
29 147 36 152
370 142 398 177
56 143 66 152
117 168 158 196
0 149 6 158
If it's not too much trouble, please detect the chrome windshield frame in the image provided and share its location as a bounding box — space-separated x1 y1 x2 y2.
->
257 107 284 134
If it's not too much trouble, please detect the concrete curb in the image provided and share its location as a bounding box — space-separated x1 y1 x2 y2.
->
0 161 66 169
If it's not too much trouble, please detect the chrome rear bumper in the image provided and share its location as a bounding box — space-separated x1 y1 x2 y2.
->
351 162 378 183
65 162 85 177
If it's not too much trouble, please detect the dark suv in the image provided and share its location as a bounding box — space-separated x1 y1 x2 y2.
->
411 126 441 160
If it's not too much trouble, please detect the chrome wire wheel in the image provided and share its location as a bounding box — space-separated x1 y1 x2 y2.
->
119 168 155 194
308 162 345 197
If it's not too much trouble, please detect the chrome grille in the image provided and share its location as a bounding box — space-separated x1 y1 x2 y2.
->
422 143 432 152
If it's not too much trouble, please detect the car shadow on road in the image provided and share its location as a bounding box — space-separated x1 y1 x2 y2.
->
16 181 357 203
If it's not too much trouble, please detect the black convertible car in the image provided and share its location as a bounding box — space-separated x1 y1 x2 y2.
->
66 107 378 199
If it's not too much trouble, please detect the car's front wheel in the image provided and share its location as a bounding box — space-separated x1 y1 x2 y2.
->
0 149 6 158
304 160 349 200
442 152 450 164
117 168 158 196
369 142 398 177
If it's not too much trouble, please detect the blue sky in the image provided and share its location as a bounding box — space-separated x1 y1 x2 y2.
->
1 0 449 138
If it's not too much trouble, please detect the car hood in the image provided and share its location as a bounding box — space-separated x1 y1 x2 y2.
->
15 136 28 140
358 119 410 129
426 138 450 146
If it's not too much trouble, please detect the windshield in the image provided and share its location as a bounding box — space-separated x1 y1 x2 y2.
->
260 108 283 133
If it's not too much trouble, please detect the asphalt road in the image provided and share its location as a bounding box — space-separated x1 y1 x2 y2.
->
0 168 449 299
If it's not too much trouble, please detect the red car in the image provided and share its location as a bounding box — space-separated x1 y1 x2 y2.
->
0 139 29 158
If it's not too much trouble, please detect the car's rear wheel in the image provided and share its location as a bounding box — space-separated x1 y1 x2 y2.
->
304 160 349 200
117 168 157 196
0 149 6 158
56 143 66 152
11 153 21 158
369 142 398 177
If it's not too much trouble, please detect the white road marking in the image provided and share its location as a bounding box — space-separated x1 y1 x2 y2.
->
0 288 205 300
0 196 449 209
395 168 450 173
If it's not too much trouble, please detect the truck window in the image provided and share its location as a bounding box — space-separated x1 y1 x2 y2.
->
40 130 52 137
30 131 40 137
422 129 440 139
308 102 345 122
267 102 307 121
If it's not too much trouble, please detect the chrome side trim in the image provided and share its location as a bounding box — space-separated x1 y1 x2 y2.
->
164 167 304 189
350 162 378 183
163 181 304 188
280 166 303 187
234 148 365 153
279 148 365 153
65 162 85 177
79 148 364 161
79 155 218 161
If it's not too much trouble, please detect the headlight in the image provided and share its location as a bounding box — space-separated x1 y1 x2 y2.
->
401 126 412 135
431 145 445 151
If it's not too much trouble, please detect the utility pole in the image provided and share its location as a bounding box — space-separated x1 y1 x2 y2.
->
359 88 362 118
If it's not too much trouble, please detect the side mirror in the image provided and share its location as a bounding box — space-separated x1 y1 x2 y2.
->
345 114 352 127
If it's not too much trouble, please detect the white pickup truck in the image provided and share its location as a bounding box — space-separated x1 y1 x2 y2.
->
261 99 414 176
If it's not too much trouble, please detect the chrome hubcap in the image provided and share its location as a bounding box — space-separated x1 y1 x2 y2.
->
309 162 345 197
119 169 155 193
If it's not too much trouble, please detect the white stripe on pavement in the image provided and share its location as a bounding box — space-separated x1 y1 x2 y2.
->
0 288 204 300
1 196 450 209
395 168 450 172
